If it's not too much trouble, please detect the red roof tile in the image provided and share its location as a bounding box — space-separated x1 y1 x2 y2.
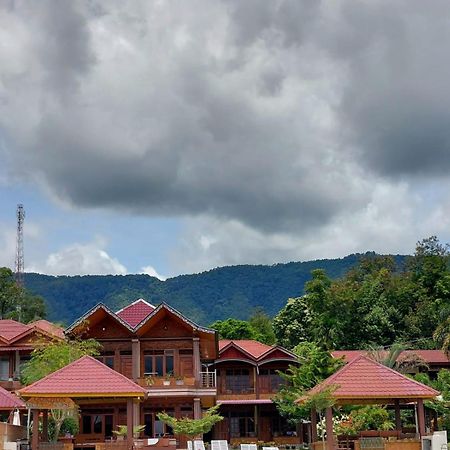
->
116 299 155 328
219 340 273 359
308 355 439 401
19 356 147 397
0 386 26 409
31 320 64 339
332 350 450 365
0 320 31 342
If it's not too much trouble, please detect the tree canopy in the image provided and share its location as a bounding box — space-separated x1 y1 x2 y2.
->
0 267 46 323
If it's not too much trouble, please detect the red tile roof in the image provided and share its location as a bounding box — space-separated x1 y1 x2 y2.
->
116 299 155 328
19 356 147 398
0 386 26 409
219 340 273 359
332 350 450 365
0 320 31 342
31 320 64 339
307 355 439 401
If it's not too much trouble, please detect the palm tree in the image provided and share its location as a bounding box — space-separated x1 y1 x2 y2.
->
367 343 428 373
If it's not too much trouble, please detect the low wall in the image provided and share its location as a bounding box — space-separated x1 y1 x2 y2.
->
0 421 27 445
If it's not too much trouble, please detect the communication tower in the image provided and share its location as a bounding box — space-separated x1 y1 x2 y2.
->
15 204 25 286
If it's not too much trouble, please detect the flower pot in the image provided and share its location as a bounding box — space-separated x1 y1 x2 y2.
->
176 379 184 385
163 380 171 386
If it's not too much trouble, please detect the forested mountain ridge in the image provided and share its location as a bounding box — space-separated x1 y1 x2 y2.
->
23 252 407 326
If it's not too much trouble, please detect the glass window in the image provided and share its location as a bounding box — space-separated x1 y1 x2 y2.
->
82 415 91 434
144 355 154 375
93 415 102 434
155 356 163 376
0 357 9 380
154 419 164 436
105 415 113 437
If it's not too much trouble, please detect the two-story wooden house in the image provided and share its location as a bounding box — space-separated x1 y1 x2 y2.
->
212 339 301 445
65 299 218 446
0 319 64 391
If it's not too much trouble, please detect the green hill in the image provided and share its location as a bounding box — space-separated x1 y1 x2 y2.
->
23 252 407 326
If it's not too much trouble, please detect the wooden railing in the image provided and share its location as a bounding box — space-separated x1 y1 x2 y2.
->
137 372 216 389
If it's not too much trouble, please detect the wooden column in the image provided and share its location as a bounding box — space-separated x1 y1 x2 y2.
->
417 399 426 437
15 350 20 379
310 409 318 443
254 366 259 398
254 405 259 440
193 338 201 384
127 398 134 449
132 339 141 381
194 398 202 420
133 399 140 431
325 407 335 450
42 410 49 442
31 409 39 450
394 400 402 433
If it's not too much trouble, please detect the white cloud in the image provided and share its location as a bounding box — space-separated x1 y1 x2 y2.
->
30 239 127 276
140 265 166 281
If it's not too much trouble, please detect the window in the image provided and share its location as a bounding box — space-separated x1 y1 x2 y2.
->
18 355 31 378
230 412 255 438
225 368 252 393
97 352 115 369
82 413 113 436
0 357 9 380
144 350 174 376
144 410 174 437
259 368 285 392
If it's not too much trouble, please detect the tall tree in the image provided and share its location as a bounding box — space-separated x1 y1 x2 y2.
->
0 267 46 322
209 318 257 340
248 307 276 345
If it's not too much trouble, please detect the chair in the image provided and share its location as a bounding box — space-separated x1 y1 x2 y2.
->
193 440 206 450
262 447 279 450
211 440 229 450
241 444 258 450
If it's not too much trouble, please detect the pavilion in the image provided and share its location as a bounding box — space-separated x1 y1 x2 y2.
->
19 355 147 450
300 355 440 450
0 385 26 421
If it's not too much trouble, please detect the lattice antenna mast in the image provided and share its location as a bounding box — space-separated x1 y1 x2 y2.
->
15 204 25 286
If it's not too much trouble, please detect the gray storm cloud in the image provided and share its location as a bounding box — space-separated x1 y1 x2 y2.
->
1 0 450 238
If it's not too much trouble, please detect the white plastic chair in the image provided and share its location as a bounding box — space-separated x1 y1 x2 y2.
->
263 447 279 450
194 440 206 450
211 440 229 450
241 444 258 450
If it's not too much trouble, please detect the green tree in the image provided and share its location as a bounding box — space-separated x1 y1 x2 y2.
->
0 267 46 322
21 339 101 385
157 405 223 439
273 342 343 424
273 296 312 349
209 318 256 340
248 307 276 345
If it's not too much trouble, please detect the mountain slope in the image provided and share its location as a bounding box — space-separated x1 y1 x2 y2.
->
24 253 407 326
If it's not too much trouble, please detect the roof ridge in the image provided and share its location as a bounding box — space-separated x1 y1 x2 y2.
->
116 298 156 314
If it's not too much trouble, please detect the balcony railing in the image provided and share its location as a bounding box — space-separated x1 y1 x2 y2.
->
200 371 216 388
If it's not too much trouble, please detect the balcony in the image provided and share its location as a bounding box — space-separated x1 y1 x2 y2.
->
137 371 216 389
0 379 22 391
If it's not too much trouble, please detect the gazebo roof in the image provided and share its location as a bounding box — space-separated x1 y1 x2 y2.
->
0 386 26 410
19 356 147 398
306 355 439 404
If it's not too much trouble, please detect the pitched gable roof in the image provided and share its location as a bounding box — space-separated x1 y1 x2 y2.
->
0 319 31 342
19 356 147 398
218 340 297 362
0 386 26 409
307 355 439 402
135 302 215 334
31 320 64 339
116 299 155 328
65 303 135 335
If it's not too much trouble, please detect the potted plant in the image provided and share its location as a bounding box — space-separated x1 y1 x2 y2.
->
145 375 155 387
176 376 184 386
113 425 146 440
163 372 173 386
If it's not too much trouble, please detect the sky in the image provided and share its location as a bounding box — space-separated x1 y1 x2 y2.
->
1 0 450 279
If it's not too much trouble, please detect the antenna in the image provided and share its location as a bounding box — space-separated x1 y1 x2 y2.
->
15 204 25 287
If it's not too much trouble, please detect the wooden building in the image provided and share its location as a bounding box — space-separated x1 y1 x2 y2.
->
0 319 64 391
212 339 301 445
65 299 217 446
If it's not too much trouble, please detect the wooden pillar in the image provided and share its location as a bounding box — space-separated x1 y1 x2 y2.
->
254 405 259 440
310 409 318 443
15 350 20 379
194 398 201 419
193 338 201 384
42 410 49 442
127 398 134 449
394 400 402 433
132 339 141 381
325 407 335 450
31 409 39 450
254 366 259 398
133 399 140 431
417 399 426 437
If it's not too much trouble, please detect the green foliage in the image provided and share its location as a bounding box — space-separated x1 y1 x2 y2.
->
21 338 101 385
335 406 394 435
22 254 366 326
248 307 276 345
273 296 311 349
210 318 257 340
157 405 223 438
273 342 343 424
50 408 78 442
112 425 146 437
0 267 46 322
